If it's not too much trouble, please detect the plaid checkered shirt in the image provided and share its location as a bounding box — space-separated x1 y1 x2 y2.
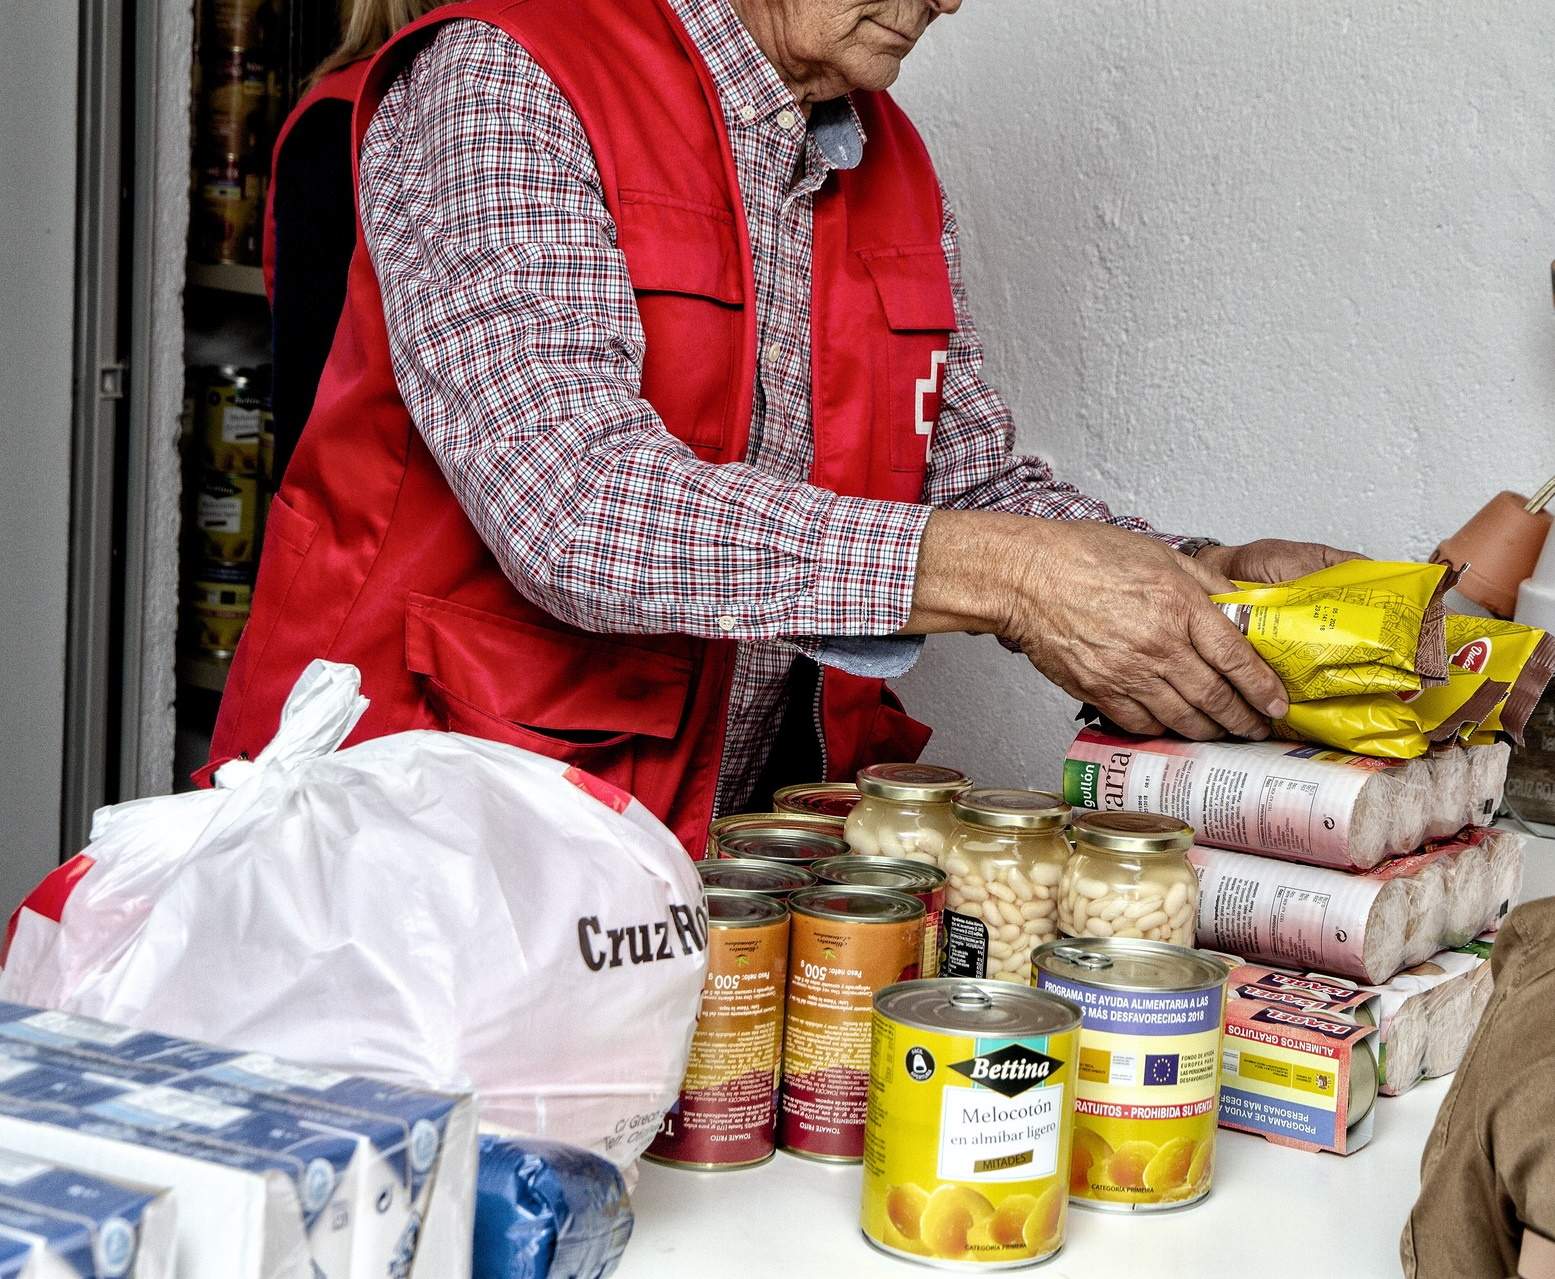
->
358 0 1191 813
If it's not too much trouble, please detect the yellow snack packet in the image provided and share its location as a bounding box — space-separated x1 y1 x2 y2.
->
1211 561 1452 702
1276 615 1555 758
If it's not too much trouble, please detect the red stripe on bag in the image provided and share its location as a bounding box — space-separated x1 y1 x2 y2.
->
562 766 633 815
2 854 96 964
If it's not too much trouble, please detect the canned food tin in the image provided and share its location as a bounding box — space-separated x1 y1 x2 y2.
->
207 0 270 47
707 810 847 858
187 561 253 610
1032 939 1229 1211
202 48 267 160
773 783 863 820
861 980 1082 1268
201 365 262 473
697 859 818 900
715 825 849 867
646 890 790 1170
195 471 259 562
779 887 925 1162
195 156 260 266
811 856 947 978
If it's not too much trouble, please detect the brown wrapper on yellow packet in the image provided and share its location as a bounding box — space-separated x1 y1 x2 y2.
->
1213 562 1453 702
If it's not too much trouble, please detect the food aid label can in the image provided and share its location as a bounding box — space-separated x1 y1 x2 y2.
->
1032 939 1229 1211
646 890 790 1169
779 887 925 1161
861 981 1082 1268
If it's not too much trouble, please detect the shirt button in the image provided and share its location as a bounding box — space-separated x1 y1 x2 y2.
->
777 108 797 130
738 103 756 123
717 614 737 632
763 342 781 365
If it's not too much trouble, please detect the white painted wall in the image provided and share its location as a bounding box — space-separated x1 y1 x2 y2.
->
0 3 78 900
892 0 1555 790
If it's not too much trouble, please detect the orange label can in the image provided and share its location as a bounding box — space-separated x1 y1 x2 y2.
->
778 886 924 1161
646 890 790 1169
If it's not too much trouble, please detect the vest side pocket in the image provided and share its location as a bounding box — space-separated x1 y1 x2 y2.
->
858 246 957 478
616 190 745 459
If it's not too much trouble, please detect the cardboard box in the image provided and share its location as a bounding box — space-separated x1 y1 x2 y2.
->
1218 998 1379 1156
0 1147 176 1278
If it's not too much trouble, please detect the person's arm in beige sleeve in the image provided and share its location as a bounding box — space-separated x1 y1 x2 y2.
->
1403 899 1555 1279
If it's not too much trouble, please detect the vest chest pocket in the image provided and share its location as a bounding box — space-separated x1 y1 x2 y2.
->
616 191 746 460
859 246 957 477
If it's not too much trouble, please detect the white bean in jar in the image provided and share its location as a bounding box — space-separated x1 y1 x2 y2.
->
1059 811 1198 947
941 788 1071 985
843 763 969 866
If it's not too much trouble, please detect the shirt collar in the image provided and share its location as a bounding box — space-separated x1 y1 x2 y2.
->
669 0 867 169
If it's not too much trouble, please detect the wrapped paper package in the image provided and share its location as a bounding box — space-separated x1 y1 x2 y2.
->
1064 727 1508 870
1363 939 1495 1096
1188 829 1522 983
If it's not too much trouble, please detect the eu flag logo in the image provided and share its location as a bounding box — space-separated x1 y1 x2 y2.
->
1144 1054 1179 1086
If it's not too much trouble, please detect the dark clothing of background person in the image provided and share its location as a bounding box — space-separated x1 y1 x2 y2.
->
268 98 354 484
1403 896 1555 1278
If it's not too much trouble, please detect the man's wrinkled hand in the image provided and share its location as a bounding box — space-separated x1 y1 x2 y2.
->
1195 538 1362 585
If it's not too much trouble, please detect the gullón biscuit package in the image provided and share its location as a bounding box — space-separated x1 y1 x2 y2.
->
0 1004 477 1279
1218 999 1378 1156
1223 966 1378 1021
0 1149 175 1278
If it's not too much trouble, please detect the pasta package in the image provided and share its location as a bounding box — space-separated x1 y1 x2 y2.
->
1277 615 1555 758
1187 828 1522 984
1064 726 1508 870
1211 561 1451 701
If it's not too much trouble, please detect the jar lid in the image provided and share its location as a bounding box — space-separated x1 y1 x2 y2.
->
952 788 1071 832
1072 811 1194 854
856 763 969 803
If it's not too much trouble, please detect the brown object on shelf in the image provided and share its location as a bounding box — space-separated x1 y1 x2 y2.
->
1434 490 1553 618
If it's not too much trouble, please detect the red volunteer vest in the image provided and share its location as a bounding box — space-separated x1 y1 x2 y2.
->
211 0 950 855
260 60 371 301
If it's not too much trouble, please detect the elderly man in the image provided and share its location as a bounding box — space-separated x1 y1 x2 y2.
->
211 0 1350 853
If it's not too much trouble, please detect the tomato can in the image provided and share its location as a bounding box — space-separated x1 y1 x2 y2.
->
779 886 924 1162
861 980 1082 1268
773 782 863 821
697 858 818 900
1032 939 1229 1211
811 856 947 978
646 890 790 1170
715 824 848 867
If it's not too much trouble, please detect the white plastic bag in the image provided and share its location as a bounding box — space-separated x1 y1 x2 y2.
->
0 661 708 1172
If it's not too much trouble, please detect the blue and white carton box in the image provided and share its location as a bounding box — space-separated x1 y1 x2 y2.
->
0 1148 175 1278
0 1005 477 1279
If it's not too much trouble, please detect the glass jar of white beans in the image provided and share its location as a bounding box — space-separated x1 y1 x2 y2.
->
941 788 1071 985
842 764 969 865
1058 813 1198 946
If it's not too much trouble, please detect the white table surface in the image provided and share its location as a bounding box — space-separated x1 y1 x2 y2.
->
623 832 1555 1279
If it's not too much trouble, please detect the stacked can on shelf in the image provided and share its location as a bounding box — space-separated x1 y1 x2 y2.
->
183 364 273 666
192 0 287 266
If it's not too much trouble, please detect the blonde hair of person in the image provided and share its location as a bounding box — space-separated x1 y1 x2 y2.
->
311 0 452 83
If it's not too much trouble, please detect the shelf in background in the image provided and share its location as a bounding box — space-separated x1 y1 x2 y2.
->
177 656 231 695
186 261 267 299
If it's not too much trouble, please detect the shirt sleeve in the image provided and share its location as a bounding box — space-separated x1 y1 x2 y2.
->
925 185 1202 551
358 20 930 642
